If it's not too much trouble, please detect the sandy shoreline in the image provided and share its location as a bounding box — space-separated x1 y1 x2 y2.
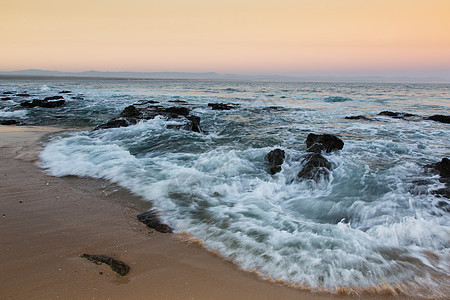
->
0 125 411 299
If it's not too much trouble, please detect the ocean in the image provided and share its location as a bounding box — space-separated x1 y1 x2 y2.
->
1 79 449 296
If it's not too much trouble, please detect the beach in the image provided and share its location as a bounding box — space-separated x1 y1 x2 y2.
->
0 125 336 299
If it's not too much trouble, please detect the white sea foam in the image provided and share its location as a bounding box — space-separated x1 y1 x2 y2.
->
0 109 27 118
35 80 450 296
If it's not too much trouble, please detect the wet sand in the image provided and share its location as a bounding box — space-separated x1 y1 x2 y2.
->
0 125 408 299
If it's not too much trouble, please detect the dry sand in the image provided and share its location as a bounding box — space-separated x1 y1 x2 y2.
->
0 125 407 299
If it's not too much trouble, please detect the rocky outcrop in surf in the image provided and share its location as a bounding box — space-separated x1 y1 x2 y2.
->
265 148 285 175
20 96 65 108
81 254 130 276
265 134 344 182
298 134 344 181
0 119 21 125
95 104 202 133
346 111 450 124
137 210 173 233
425 158 450 201
208 103 237 110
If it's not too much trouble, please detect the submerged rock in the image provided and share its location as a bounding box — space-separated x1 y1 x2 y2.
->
16 93 31 97
59 90 72 94
20 99 65 108
81 254 130 276
265 148 285 174
137 210 173 233
1 97 12 101
306 133 344 153
2 91 14 95
425 115 450 124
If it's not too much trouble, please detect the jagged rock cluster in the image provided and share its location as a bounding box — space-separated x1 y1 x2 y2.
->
95 104 202 133
265 133 344 182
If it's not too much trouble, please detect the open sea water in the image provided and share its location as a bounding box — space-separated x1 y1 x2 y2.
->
1 80 449 296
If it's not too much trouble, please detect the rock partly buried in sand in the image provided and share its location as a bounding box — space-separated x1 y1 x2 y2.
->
20 99 65 108
137 210 173 233
81 254 130 276
306 133 344 153
95 104 202 133
265 148 285 175
208 103 235 110
425 115 450 124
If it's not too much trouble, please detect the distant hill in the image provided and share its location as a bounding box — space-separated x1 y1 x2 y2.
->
0 69 449 83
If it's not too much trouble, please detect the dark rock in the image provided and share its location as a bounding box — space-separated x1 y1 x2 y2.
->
137 100 159 105
59 90 72 94
345 115 372 121
297 153 332 181
96 104 202 132
208 103 234 110
44 95 64 101
265 149 285 174
425 115 450 124
378 111 418 119
1 97 12 101
16 93 31 97
21 99 65 108
306 133 344 153
81 254 130 276
425 158 450 178
3 92 14 95
137 210 173 233
94 118 136 130
0 119 20 125
71 96 84 100
120 105 142 118
436 200 450 212
169 100 188 104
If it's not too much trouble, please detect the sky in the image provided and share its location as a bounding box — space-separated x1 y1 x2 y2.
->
1 0 450 76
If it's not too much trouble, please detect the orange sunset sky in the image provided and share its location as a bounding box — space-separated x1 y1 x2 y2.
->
1 0 450 75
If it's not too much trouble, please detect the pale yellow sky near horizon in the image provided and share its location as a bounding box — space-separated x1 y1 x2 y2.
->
1 0 449 74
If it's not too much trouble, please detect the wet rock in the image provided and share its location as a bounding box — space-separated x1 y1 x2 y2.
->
21 99 65 108
96 105 202 132
378 111 418 119
425 158 450 179
297 153 332 181
81 254 130 276
16 93 31 97
1 97 12 101
137 210 173 233
3 91 14 95
59 90 72 94
44 95 64 101
0 119 20 125
345 115 372 121
120 105 142 118
265 149 285 174
208 103 235 110
425 115 450 124
137 100 159 105
306 133 344 153
169 100 188 104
